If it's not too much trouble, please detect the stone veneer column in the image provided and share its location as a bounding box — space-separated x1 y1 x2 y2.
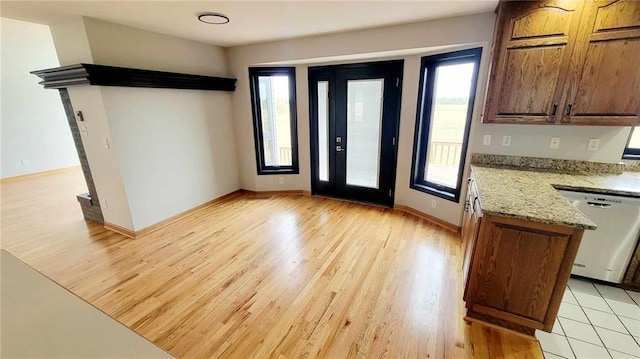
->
58 88 104 224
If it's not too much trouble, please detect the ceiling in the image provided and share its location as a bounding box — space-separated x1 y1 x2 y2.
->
1 1 497 47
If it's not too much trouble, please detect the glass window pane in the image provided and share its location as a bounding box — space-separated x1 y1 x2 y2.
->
258 75 292 166
318 82 329 182
346 79 383 189
628 126 640 149
424 63 474 189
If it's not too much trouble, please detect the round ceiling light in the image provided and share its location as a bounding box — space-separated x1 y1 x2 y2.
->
197 12 230 25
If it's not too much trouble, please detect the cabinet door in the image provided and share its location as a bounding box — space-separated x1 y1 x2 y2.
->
483 1 584 124
465 215 582 333
561 0 640 125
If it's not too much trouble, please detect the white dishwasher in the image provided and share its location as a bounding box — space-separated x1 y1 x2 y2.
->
558 190 640 284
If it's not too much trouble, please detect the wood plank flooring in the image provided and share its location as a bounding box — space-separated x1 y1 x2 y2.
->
465 320 543 359
0 168 541 358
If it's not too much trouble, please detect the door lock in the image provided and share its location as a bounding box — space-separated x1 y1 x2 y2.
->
336 136 342 143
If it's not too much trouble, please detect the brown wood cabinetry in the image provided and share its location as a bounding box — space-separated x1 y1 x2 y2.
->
483 0 640 126
484 1 584 124
462 176 585 336
564 0 640 125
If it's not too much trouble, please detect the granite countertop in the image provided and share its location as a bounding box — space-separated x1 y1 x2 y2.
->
471 165 640 230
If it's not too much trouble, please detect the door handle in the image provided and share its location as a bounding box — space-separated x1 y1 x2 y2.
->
336 145 344 152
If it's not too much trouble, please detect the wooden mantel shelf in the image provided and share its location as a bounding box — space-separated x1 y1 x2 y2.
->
31 63 236 91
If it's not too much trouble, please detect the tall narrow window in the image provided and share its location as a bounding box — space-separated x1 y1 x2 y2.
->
249 67 299 174
624 127 640 159
410 48 482 202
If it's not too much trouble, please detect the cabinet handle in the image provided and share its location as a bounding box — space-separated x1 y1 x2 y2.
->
551 103 557 116
565 104 573 116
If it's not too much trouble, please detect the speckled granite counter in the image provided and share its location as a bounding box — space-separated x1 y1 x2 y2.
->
471 165 640 230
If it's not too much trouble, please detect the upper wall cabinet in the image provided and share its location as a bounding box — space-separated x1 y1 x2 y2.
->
483 0 640 126
484 1 584 124
564 0 640 125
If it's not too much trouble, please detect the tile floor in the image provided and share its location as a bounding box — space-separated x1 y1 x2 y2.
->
537 277 640 358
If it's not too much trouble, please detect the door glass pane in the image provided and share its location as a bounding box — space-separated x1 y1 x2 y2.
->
258 75 292 166
318 81 329 182
346 79 384 189
425 63 474 188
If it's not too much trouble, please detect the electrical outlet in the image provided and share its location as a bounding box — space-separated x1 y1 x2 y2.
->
102 199 108 209
588 138 600 151
431 199 437 208
550 137 561 149
483 135 492 146
278 176 284 185
80 126 88 136
20 159 28 166
502 135 512 146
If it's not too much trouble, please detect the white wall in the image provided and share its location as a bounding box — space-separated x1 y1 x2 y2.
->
48 18 93 65
65 86 134 229
51 17 238 231
1 18 79 179
101 87 238 230
470 124 632 163
83 17 228 76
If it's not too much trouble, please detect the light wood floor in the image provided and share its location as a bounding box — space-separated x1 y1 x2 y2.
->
1 168 541 358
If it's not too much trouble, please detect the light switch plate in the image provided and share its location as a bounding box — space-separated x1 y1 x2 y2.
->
588 138 600 151
483 135 492 146
550 137 561 149
502 135 511 146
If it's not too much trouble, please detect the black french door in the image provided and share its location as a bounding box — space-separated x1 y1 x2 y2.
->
309 60 403 207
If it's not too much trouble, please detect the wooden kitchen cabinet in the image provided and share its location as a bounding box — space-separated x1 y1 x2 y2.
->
483 0 640 126
562 0 640 125
483 1 584 124
462 176 585 335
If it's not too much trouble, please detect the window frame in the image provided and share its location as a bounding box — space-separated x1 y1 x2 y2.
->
409 47 482 202
249 67 299 175
623 126 640 160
